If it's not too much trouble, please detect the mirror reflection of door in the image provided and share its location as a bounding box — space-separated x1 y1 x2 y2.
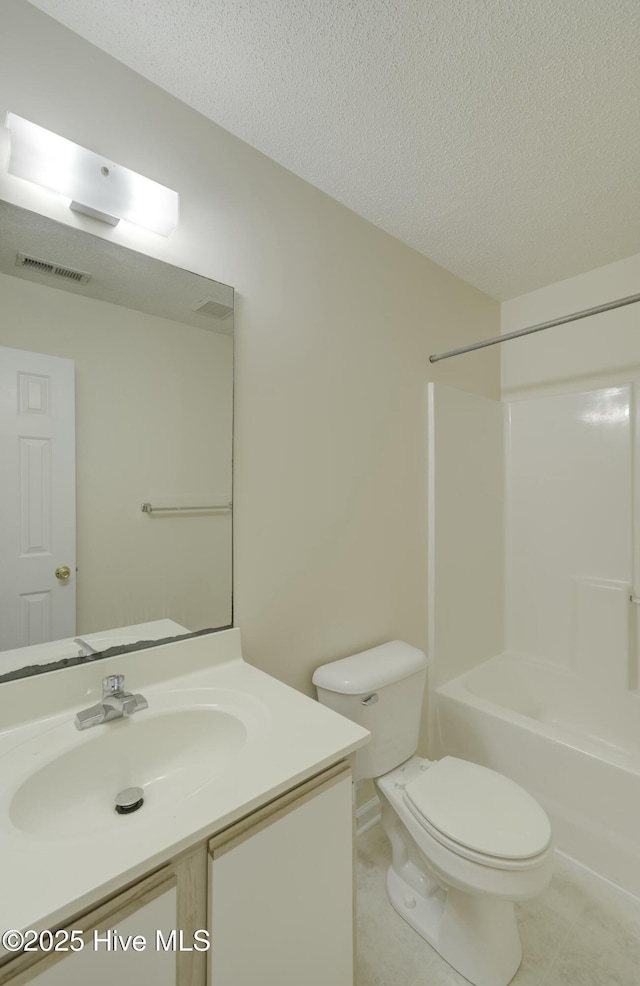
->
0 201 234 679
0 346 76 649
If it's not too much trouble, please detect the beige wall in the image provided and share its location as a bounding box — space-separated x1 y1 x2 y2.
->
0 272 233 634
428 383 505 689
501 254 640 398
1 0 500 695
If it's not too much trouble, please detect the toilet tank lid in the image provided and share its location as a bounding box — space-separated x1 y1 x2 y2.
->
312 641 427 694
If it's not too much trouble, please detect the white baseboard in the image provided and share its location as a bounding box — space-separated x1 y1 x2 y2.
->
356 795 381 837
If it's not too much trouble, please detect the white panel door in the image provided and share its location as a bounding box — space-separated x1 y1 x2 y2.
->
0 346 76 650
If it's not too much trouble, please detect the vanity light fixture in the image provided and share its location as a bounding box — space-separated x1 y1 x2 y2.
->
5 113 179 236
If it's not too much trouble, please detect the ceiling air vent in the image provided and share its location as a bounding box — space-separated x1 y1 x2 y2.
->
16 252 91 284
192 297 233 320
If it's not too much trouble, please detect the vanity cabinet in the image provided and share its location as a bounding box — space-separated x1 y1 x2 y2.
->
0 762 354 986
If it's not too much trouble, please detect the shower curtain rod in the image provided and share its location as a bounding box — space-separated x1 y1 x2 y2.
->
429 292 640 363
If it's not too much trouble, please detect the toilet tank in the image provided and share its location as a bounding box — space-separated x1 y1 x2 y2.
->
312 641 428 780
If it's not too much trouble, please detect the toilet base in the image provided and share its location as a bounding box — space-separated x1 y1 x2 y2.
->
386 865 522 986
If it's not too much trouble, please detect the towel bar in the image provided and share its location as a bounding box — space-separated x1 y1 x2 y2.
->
141 502 232 513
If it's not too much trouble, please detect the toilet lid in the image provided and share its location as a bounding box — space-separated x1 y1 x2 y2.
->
403 757 552 860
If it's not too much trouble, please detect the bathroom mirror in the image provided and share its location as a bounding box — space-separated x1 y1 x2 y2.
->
0 200 234 680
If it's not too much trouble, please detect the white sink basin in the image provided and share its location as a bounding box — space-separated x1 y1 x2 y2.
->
0 629 370 949
3 687 270 839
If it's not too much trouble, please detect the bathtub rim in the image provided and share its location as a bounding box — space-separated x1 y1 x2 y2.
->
436 651 640 777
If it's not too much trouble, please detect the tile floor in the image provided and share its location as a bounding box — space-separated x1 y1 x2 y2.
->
357 823 640 986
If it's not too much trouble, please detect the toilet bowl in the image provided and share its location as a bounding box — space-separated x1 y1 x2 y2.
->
313 642 554 986
377 756 553 986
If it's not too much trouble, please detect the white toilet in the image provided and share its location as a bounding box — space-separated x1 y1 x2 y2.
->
313 641 553 986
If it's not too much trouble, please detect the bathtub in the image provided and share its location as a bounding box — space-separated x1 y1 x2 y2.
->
436 653 640 898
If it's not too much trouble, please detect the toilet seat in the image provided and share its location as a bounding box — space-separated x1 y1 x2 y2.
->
403 757 552 864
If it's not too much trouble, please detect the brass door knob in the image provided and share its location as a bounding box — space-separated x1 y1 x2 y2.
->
55 565 71 581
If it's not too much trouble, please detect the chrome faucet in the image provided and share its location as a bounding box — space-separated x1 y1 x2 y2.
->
74 674 148 730
74 636 99 658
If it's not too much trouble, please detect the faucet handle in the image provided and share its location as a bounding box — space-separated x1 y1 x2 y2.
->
102 674 125 694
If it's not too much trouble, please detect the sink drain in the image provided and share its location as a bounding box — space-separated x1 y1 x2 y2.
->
115 786 144 815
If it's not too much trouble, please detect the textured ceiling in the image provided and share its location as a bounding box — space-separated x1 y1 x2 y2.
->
26 0 640 299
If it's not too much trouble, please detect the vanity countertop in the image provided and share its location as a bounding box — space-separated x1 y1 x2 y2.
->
0 628 369 946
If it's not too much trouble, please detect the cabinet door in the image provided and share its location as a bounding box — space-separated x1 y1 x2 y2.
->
208 764 354 986
27 887 178 986
0 849 208 986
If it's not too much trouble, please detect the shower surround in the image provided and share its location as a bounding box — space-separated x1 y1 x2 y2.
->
429 382 640 895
